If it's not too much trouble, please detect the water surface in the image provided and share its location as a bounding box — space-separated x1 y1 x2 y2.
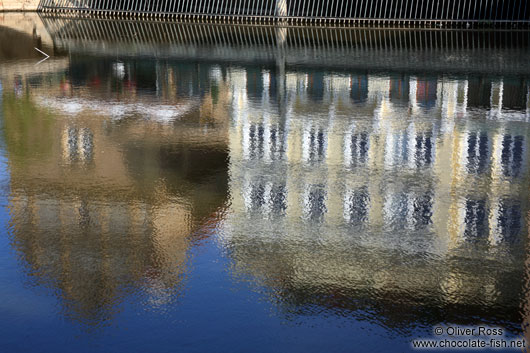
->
1 15 530 352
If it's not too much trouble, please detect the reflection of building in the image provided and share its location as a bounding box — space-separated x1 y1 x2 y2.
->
3 49 530 331
221 67 530 329
3 60 231 325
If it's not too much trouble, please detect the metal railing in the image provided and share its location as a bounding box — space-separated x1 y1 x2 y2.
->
38 0 530 27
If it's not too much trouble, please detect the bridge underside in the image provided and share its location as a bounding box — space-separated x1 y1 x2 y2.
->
39 16 530 76
38 0 530 28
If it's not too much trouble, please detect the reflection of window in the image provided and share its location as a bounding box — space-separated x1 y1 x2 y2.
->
248 182 266 210
412 192 432 228
384 130 409 167
268 124 287 161
308 73 324 101
302 126 327 164
243 180 287 216
303 185 327 222
466 131 489 174
345 130 369 166
415 131 433 167
389 77 409 103
464 199 488 239
344 187 369 225
501 135 524 177
383 191 432 230
351 75 368 103
495 199 522 242
247 123 265 160
270 184 287 214
243 122 286 161
416 78 437 109
63 127 94 164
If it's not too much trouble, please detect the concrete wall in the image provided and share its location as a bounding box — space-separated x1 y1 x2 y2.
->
0 0 39 11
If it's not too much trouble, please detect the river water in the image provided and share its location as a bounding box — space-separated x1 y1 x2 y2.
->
1 16 530 352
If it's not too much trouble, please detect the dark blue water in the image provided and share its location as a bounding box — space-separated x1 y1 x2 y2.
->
1 16 530 352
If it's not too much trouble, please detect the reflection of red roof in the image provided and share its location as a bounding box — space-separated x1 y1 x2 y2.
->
144 266 162 281
416 79 437 104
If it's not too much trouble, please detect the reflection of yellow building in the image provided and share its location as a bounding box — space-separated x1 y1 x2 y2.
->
228 69 530 244
222 68 530 325
3 55 530 329
4 71 231 325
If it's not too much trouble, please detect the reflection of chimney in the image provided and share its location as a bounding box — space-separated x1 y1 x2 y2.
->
489 80 503 118
526 84 530 119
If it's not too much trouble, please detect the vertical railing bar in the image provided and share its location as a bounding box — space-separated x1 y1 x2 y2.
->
362 0 369 19
368 0 374 19
315 0 324 17
377 0 384 20
350 0 357 19
355 0 362 19
429 0 435 20
406 0 411 20
197 0 205 15
175 0 182 15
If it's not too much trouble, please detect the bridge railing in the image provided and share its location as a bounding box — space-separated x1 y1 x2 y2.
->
38 0 530 27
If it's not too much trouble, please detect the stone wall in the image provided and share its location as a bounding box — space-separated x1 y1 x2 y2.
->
0 12 53 48
0 0 40 11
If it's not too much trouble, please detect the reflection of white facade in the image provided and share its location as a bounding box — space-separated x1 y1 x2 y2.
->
62 127 94 164
225 67 530 252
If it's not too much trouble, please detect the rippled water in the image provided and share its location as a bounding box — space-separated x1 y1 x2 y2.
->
1 14 530 352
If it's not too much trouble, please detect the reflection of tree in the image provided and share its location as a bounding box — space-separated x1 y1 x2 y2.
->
2 92 55 161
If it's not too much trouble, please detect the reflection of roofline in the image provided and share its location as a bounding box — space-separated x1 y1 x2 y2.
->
35 95 199 122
